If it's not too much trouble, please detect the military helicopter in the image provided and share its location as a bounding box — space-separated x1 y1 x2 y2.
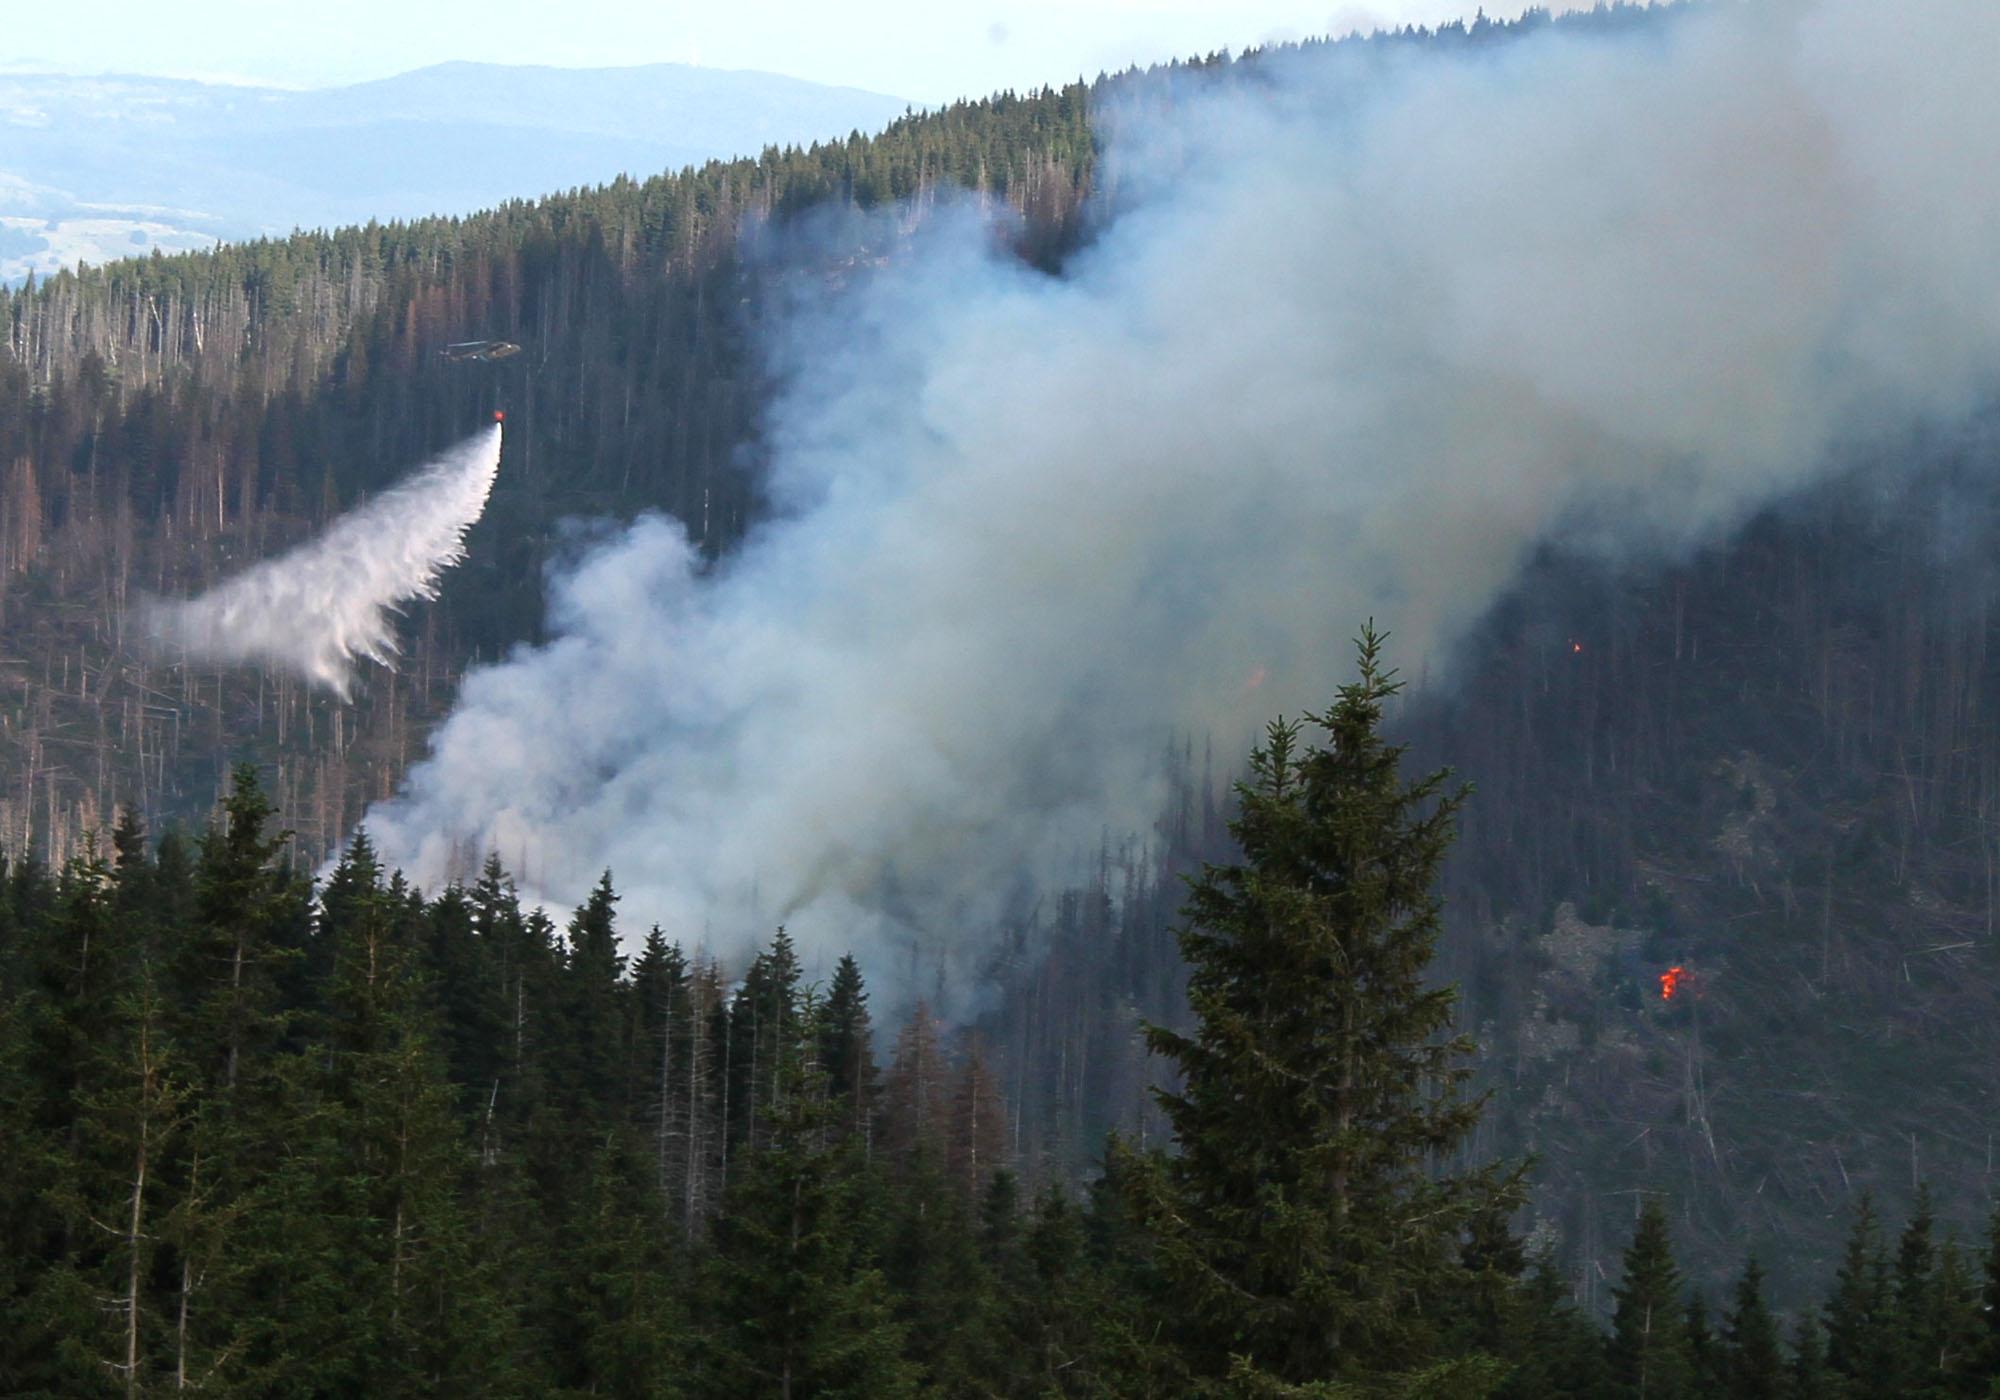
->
440 339 522 363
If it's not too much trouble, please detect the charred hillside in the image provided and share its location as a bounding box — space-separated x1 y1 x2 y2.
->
973 416 2000 1304
1432 416 2000 1303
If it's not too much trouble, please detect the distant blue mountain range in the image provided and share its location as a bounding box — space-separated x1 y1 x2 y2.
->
0 62 911 283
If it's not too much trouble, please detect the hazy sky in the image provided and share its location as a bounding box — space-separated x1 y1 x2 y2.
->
8 1 1575 102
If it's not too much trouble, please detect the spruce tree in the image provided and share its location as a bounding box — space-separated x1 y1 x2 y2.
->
1824 1195 1893 1394
242 834 505 1396
563 1134 687 1397
1926 1239 1984 1396
631 927 695 1207
11 848 153 1396
1980 1203 2000 1380
1008 1185 1106 1396
0 961 40 1391
468 855 560 1143
1889 1183 1939 1392
1686 1291 1720 1394
1787 1314 1830 1400
177 766 305 1098
817 953 879 1147
1123 625 1520 1389
74 963 188 1397
697 991 917 1399
1454 1195 1529 1362
417 882 507 1107
562 871 629 1120
881 1144 1002 1395
1609 1199 1695 1400
165 771 310 1392
1720 1256 1782 1400
725 929 803 1152
1495 1253 1613 1399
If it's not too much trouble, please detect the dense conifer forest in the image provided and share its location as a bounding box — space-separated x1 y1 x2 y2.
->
11 639 2000 1396
5 0 2000 1361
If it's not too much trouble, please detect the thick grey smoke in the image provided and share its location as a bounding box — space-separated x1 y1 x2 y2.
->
143 424 502 699
362 0 2000 989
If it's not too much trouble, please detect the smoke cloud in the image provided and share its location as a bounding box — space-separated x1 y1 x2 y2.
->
143 424 502 699
361 0 2000 991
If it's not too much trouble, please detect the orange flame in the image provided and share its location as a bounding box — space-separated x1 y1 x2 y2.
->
1571 640 1584 654
1659 965 1687 1001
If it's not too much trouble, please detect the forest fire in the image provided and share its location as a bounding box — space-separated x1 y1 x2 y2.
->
1659 965 1688 1001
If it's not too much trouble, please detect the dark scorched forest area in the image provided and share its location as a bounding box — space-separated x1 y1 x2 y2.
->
4 0 2000 1378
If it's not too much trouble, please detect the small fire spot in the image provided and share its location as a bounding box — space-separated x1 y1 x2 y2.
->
1659 965 1687 1001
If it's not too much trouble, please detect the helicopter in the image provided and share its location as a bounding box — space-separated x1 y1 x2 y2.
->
441 340 522 363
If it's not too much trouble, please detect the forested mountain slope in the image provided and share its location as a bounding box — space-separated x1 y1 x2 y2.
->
0 72 1097 858
2 0 1993 1306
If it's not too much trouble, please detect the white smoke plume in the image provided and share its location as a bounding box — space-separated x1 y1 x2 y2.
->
362 0 2000 991
143 424 503 699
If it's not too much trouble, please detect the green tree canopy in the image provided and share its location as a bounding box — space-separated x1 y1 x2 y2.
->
1126 624 1521 1391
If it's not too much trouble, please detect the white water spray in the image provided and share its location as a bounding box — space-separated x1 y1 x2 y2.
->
142 423 502 699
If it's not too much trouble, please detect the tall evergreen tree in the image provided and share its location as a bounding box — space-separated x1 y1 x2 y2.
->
176 765 306 1097
1686 1291 1721 1395
241 834 505 1396
880 1145 1003 1395
1787 1314 1830 1400
1925 1239 1985 1397
1720 1256 1782 1400
1979 1203 2000 1380
1001 1184 1111 1397
1454 1194 1529 1364
418 882 507 1108
697 991 917 1399
1494 1253 1613 1399
1824 1195 1893 1395
562 871 629 1120
163 769 311 1392
7 849 151 1396
817 953 878 1148
725 928 803 1153
1608 1199 1695 1400
560 1134 687 1398
631 927 695 1208
1122 625 1520 1390
74 960 188 1398
1890 1182 1940 1392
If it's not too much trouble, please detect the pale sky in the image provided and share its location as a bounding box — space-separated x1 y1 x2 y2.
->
7 1 1568 103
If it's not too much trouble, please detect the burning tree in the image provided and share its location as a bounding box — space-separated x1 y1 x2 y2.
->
1121 624 1522 1392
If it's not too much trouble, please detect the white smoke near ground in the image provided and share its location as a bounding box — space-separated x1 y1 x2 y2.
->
142 424 503 699
361 0 2000 995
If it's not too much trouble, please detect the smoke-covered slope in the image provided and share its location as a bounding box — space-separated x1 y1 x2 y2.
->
361 0 2000 1001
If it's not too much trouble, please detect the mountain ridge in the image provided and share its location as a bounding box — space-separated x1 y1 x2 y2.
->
0 61 912 283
